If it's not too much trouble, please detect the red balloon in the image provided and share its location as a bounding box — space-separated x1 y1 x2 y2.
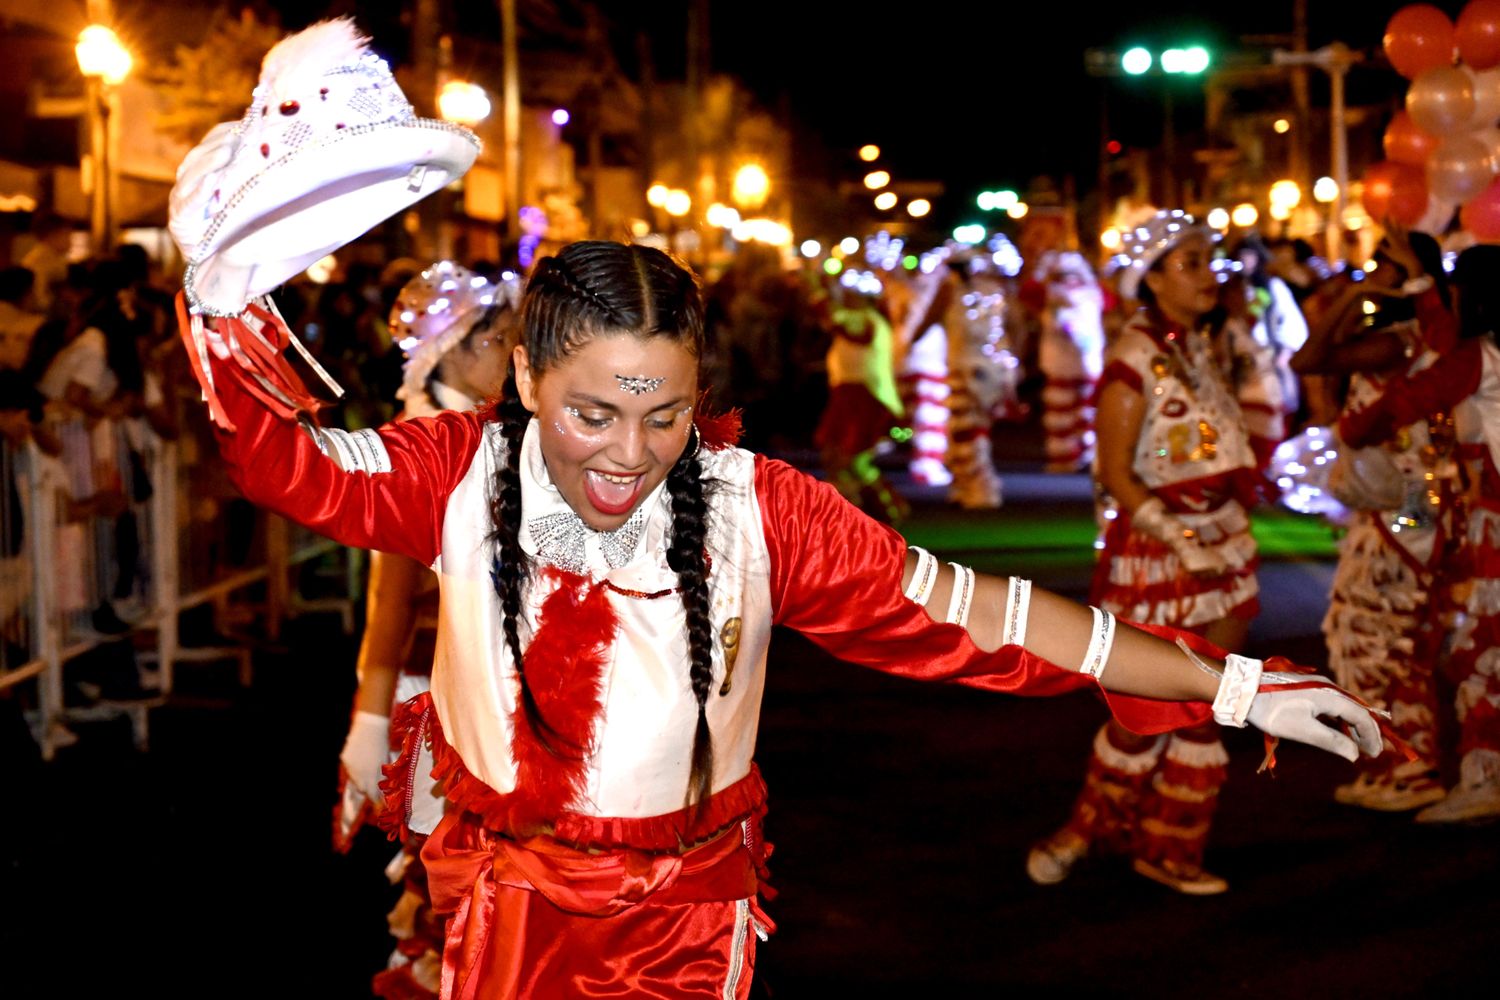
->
1461 176 1500 239
1384 111 1441 166
1385 4 1457 79
1363 161 1430 225
1458 0 1500 71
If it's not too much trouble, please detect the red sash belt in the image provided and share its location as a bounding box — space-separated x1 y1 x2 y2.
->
423 812 758 999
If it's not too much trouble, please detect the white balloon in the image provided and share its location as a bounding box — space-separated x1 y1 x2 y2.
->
1429 133 1497 203
1413 194 1458 235
1409 66 1477 136
1468 66 1500 128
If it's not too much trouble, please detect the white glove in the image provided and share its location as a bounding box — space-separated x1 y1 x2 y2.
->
1185 644 1385 764
340 710 392 804
1246 672 1384 763
1132 497 1231 576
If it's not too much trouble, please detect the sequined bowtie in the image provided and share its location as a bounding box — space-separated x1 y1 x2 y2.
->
527 506 648 577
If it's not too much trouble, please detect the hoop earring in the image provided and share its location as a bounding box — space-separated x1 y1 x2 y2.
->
684 424 701 463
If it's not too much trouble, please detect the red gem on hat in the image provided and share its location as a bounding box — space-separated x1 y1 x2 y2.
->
279 100 300 116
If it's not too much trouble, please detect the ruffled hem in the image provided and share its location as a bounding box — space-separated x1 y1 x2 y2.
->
387 692 773 858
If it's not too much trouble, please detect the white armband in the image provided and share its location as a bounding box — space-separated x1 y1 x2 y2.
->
904 546 938 605
317 427 392 475
1212 654 1264 728
1003 577 1033 647
1079 606 1117 681
945 562 976 628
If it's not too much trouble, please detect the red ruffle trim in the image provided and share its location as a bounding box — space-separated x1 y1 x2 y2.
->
384 691 774 862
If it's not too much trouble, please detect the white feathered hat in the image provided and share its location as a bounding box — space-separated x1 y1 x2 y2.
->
170 19 480 317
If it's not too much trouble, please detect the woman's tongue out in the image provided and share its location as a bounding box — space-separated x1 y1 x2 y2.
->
585 469 644 516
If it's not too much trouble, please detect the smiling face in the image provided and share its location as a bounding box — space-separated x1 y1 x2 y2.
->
1144 233 1219 325
514 332 699 530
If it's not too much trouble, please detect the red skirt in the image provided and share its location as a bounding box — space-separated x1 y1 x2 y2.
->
816 383 897 456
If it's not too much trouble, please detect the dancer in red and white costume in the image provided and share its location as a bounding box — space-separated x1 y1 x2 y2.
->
167 28 1386 996
335 262 519 999
1342 243 1500 824
1290 228 1456 812
1028 211 1284 895
1035 250 1106 473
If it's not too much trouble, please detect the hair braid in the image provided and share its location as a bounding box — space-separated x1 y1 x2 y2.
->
489 368 579 758
665 429 716 817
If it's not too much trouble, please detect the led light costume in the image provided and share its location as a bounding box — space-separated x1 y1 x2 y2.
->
1343 288 1500 824
1029 212 1283 895
1034 250 1106 473
1319 284 1456 812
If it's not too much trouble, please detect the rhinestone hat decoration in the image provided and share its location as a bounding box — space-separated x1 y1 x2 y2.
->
392 262 521 403
527 506 649 576
1114 209 1216 301
169 18 480 317
615 374 665 395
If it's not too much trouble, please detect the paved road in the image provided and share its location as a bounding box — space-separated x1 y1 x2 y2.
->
3 468 1496 998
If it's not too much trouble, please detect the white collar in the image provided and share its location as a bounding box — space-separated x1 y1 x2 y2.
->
515 418 671 580
429 379 477 413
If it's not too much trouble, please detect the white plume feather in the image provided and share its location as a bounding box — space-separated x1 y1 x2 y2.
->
259 18 370 104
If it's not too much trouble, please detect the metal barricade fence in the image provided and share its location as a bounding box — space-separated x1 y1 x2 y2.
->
1 406 360 760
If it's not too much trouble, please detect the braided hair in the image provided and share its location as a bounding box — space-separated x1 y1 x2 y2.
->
489 241 718 813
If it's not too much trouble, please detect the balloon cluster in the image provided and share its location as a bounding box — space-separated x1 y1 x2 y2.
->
1367 1 1500 239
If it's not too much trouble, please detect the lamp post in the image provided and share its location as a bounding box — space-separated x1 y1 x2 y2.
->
75 22 131 252
1274 43 1361 262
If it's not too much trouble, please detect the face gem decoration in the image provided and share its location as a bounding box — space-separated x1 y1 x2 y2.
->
614 374 665 395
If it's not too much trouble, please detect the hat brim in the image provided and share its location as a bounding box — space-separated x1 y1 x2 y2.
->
188 119 479 316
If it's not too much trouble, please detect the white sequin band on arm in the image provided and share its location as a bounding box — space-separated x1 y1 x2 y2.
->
904 546 938 605
316 427 393 475
1003 577 1033 647
1079 606 1116 680
944 562 976 628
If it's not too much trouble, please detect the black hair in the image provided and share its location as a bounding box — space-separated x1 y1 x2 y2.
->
0 266 34 304
488 241 717 815
1454 244 1500 343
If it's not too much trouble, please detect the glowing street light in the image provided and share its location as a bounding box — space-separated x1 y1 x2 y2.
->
1231 203 1259 227
907 198 932 218
1100 227 1122 250
1273 117 1291 134
76 25 132 85
76 24 132 251
874 191 898 211
839 236 860 255
993 189 1019 210
1006 201 1029 219
705 203 740 228
1122 46 1152 75
1206 207 1231 230
977 191 997 211
859 144 881 162
1270 179 1302 211
552 108 571 126
953 223 986 244
438 80 491 125
732 163 770 210
664 189 692 218
1313 176 1339 204
1161 46 1210 74
646 184 670 208
800 239 822 258
864 170 891 190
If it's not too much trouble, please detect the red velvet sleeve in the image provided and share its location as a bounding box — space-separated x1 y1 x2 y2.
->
1414 287 1458 356
1339 338 1483 449
753 456 1212 734
210 350 486 565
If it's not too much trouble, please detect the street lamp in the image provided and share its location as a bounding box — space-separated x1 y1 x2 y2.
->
438 80 491 125
1313 176 1339 204
646 184 670 208
863 170 891 190
907 198 931 218
731 163 770 211
76 24 131 251
664 189 692 218
874 191 898 211
858 144 881 162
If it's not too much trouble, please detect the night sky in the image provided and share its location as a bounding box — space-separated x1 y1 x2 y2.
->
265 0 1448 222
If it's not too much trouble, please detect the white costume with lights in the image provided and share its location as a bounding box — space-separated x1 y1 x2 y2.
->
1036 252 1105 472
